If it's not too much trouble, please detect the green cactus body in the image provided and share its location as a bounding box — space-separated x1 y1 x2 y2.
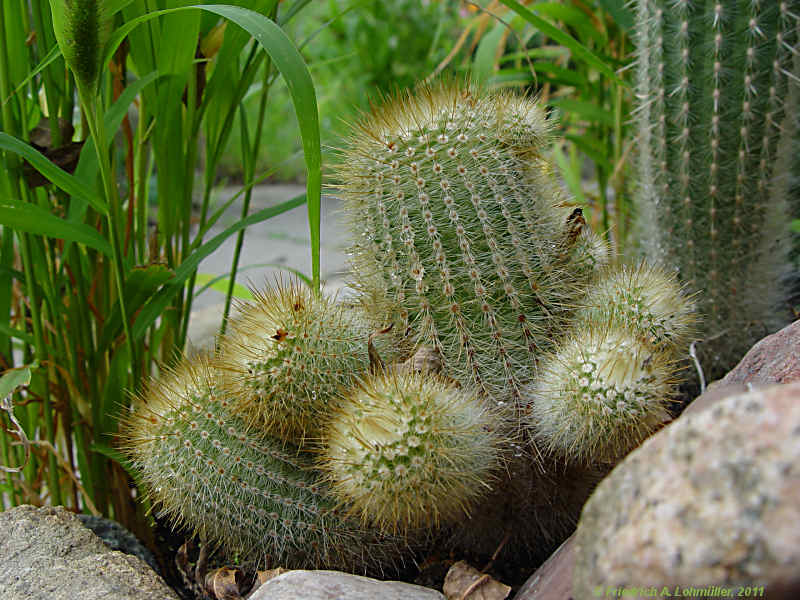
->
335 82 594 399
525 323 675 464
122 358 403 571
576 261 696 351
633 0 800 377
218 281 401 444
320 369 503 535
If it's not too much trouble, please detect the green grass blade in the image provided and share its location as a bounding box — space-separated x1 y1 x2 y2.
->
497 0 625 87
0 204 112 256
0 321 34 346
0 134 107 214
197 5 320 292
194 262 312 298
103 4 322 292
2 45 61 106
550 98 615 127
194 272 254 300
474 23 506 85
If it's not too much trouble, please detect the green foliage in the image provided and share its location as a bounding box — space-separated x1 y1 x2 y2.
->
631 0 800 379
0 1 321 531
218 0 466 180
458 0 636 247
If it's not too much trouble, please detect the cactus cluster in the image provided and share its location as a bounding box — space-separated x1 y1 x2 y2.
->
124 81 698 572
122 358 402 571
632 0 800 379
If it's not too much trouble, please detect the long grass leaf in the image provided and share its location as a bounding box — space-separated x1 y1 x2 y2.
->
0 322 33 346
103 4 321 292
0 134 107 214
3 46 61 106
198 5 321 292
497 0 624 86
0 204 112 256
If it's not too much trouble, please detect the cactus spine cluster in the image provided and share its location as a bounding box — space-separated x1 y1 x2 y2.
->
335 82 595 399
321 370 502 535
122 358 401 571
632 0 800 378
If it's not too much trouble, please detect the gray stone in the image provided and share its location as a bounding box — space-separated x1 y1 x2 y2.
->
573 383 800 598
76 514 160 574
248 569 445 600
0 505 179 600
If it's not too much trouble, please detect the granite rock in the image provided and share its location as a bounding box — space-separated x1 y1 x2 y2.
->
718 319 800 386
248 569 444 600
573 383 800 597
0 505 179 600
77 514 160 574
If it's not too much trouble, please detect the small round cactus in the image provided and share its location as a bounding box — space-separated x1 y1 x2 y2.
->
524 322 676 464
576 261 696 351
122 357 403 571
320 369 504 535
334 81 596 400
217 280 403 444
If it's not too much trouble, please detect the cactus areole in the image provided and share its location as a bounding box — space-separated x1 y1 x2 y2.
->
335 82 595 400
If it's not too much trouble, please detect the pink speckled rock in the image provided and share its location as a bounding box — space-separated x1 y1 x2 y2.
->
719 319 800 386
573 383 800 597
514 535 575 600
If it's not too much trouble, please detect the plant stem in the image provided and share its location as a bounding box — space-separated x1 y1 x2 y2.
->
78 85 139 390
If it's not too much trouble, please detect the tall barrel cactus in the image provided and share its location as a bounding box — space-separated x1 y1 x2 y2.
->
632 0 800 378
334 81 597 400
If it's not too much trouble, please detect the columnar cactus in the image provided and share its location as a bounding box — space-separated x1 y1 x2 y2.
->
632 0 800 378
122 358 403 571
335 81 597 399
320 369 503 535
217 280 403 444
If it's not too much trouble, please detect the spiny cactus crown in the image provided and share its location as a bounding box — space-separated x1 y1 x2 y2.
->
321 369 503 534
577 261 696 351
218 280 400 443
526 323 674 464
122 358 403 571
336 81 595 399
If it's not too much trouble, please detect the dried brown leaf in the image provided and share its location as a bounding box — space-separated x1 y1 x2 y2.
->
205 566 245 599
443 561 510 600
